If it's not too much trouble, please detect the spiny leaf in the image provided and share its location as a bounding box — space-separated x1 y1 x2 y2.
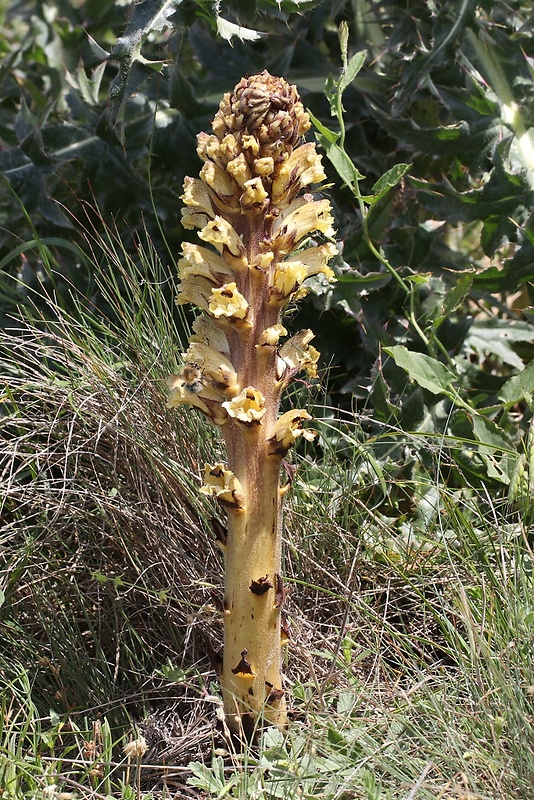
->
375 112 497 164
473 242 534 292
411 176 531 226
216 16 263 42
108 0 185 125
112 0 184 47
86 33 110 61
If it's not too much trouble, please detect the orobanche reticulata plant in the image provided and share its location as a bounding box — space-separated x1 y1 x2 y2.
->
167 71 337 737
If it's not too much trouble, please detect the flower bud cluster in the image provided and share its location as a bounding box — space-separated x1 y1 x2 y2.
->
167 71 337 463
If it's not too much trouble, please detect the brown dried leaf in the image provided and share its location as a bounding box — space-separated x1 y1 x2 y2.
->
265 681 284 705
231 649 255 676
274 573 290 608
249 575 273 595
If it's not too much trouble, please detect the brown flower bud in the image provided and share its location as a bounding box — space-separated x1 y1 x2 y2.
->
213 71 310 160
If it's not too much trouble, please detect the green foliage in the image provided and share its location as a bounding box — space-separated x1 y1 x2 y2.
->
1 0 534 797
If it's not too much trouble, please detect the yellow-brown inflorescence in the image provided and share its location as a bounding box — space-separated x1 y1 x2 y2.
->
167 71 336 737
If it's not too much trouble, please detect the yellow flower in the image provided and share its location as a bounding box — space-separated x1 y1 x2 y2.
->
209 283 249 320
220 133 241 161
190 315 230 355
222 387 266 423
184 342 238 391
227 153 252 188
272 143 326 205
274 198 335 249
271 261 308 300
179 243 234 284
269 243 336 305
278 329 320 380
286 242 337 281
181 176 214 214
200 463 245 509
200 160 236 198
241 177 268 207
181 177 215 230
268 409 316 455
256 324 288 348
253 157 274 177
253 251 275 271
241 134 260 156
167 374 221 404
199 217 244 256
176 276 216 312
182 207 212 232
197 132 223 163
166 375 228 425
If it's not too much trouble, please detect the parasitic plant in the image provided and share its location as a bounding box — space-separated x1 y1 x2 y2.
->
167 72 336 737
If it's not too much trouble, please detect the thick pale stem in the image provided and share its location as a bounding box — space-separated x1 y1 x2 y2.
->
221 425 286 735
220 214 287 736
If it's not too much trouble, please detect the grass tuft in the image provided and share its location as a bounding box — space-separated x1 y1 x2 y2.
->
1 224 533 798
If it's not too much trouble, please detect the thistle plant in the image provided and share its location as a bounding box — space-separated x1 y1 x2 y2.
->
167 71 336 737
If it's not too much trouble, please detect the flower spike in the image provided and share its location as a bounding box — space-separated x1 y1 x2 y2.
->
167 70 337 737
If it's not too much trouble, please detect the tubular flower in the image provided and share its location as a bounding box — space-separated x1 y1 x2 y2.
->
268 409 316 456
200 160 236 198
166 374 228 425
252 251 275 272
179 243 235 284
271 261 309 302
167 71 338 737
209 283 249 320
176 276 219 313
270 243 337 304
277 329 320 381
226 153 251 187
183 342 238 392
272 143 327 205
257 324 288 348
222 387 266 423
200 463 245 510
167 374 212 413
241 177 269 208
180 177 215 230
273 198 336 251
198 217 244 256
286 242 338 281
189 315 230 356
181 176 213 210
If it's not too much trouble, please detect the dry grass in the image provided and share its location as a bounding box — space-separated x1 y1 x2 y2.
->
1 233 533 799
